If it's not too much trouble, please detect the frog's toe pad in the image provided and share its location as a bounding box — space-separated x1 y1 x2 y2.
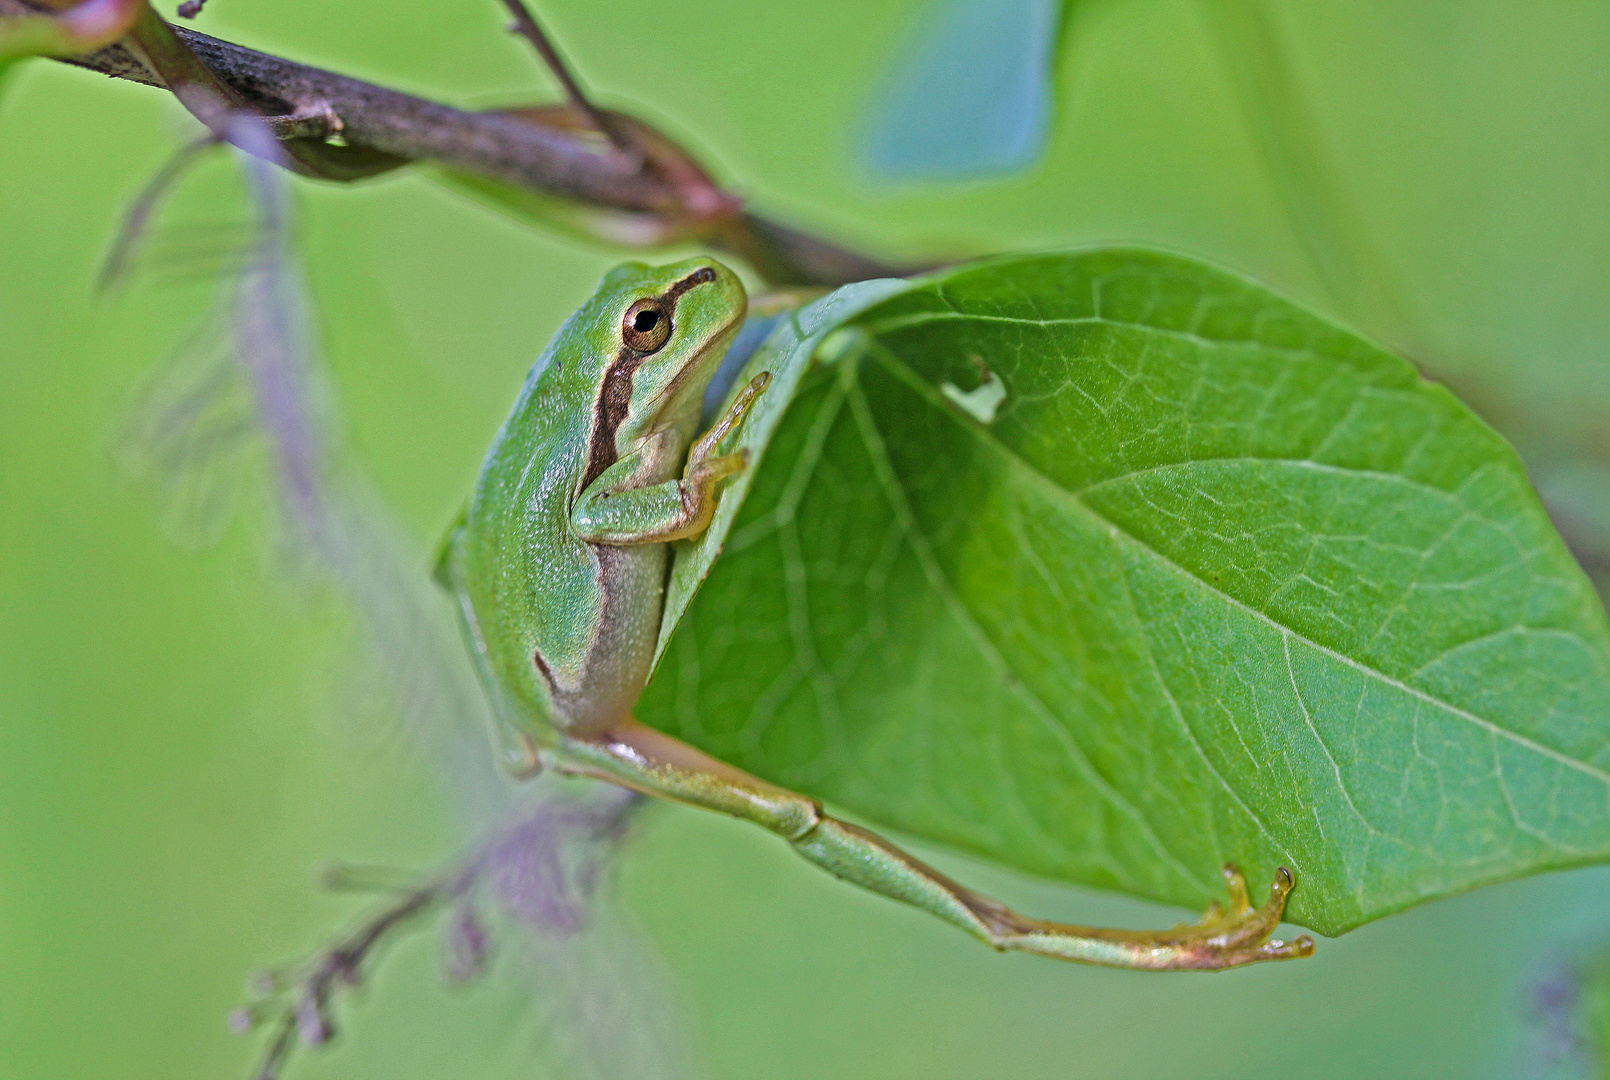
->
1166 865 1315 969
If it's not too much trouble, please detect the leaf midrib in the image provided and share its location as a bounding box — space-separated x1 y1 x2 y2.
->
843 358 1217 896
865 343 1610 791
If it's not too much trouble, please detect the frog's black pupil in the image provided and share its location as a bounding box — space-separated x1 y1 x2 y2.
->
634 310 660 331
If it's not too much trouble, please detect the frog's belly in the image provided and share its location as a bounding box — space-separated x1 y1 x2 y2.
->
533 539 669 734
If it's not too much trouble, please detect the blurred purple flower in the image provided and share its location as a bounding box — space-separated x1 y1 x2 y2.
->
474 785 641 935
443 898 489 984
116 116 692 1079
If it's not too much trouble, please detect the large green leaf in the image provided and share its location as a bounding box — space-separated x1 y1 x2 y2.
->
638 249 1610 937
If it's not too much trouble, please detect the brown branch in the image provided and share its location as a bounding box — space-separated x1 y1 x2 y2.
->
56 18 673 206
6 0 916 285
26 0 362 178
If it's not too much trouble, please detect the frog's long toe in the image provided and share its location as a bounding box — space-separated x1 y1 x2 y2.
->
1161 864 1315 969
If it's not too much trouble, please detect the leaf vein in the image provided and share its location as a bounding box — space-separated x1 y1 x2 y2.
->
868 346 1610 792
845 358 1213 894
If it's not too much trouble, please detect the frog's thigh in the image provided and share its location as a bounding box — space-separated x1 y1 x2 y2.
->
548 721 1314 971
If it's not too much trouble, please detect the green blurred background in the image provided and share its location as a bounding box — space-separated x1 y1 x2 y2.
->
4 0 1610 1077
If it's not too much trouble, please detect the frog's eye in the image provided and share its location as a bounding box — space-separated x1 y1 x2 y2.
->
622 299 672 353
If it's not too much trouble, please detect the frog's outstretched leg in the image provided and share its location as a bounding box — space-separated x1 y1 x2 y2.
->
549 719 1315 971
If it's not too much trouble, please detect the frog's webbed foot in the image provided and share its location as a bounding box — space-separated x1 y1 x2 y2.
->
670 370 769 530
1189 864 1266 935
995 864 1314 970
685 447 750 490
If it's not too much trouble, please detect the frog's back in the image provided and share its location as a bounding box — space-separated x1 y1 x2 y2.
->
451 320 663 738
442 257 745 746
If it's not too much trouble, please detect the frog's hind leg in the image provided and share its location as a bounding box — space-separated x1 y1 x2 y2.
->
549 720 1314 971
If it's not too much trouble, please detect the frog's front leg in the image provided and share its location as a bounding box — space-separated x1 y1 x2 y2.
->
548 720 1315 971
573 372 770 545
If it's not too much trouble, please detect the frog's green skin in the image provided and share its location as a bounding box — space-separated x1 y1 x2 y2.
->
441 259 752 746
437 257 1314 971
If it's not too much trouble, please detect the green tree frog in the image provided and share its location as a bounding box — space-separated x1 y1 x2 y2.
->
435 256 1315 970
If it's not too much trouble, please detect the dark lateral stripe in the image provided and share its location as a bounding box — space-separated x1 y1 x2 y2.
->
532 645 557 691
580 344 641 492
577 266 717 494
662 265 717 301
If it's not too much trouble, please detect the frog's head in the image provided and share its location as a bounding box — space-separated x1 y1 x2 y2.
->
588 257 748 450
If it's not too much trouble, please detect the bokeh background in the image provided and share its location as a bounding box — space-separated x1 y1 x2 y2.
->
4 1 1610 1077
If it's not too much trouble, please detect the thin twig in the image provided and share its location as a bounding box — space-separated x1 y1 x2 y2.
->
236 878 451 1080
233 790 647 1079
497 0 636 158
119 0 240 135
4 0 916 284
